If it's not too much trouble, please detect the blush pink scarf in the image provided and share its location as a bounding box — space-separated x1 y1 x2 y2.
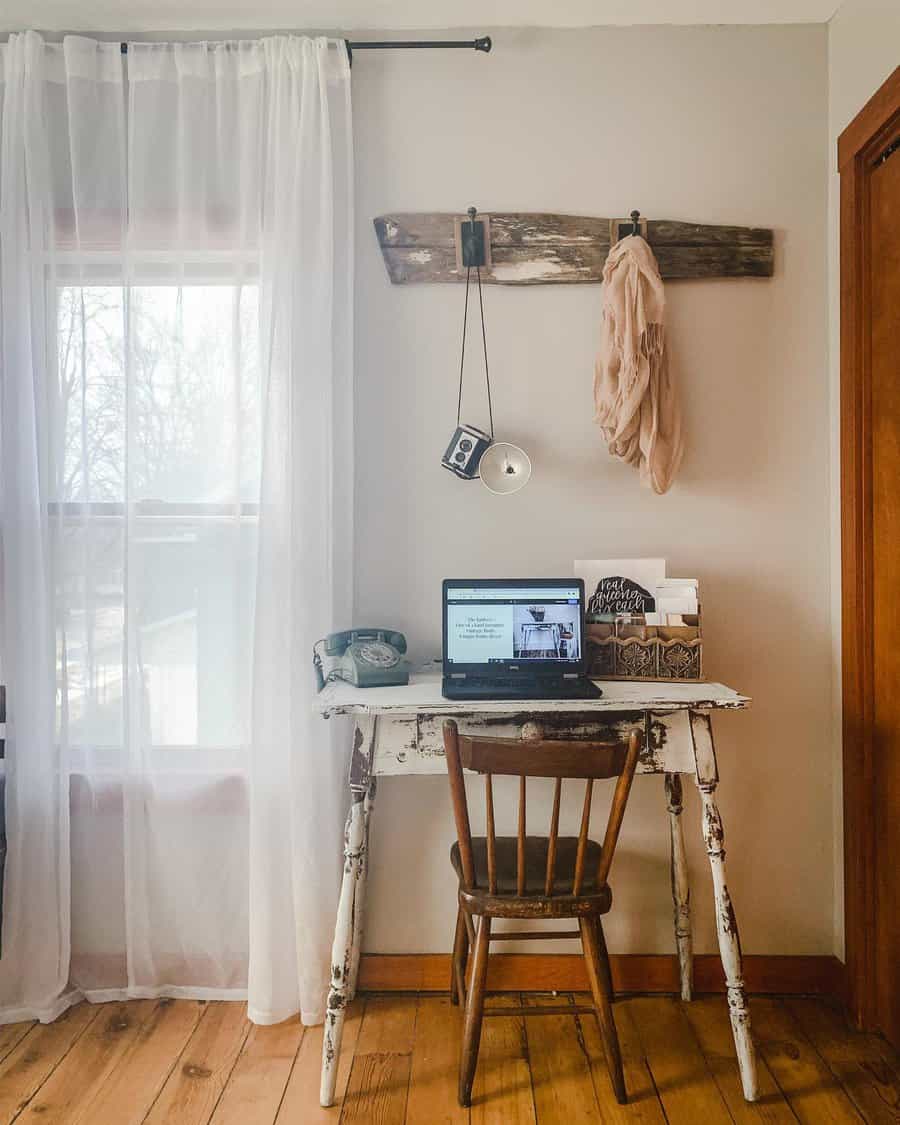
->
593 234 683 494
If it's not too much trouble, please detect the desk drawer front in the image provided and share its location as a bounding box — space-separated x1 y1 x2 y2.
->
371 710 695 776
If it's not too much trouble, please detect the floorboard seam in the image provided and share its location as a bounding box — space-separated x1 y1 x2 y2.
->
676 999 739 1123
270 1021 307 1125
517 990 539 1125
204 1011 254 1125
0 1023 37 1068
138 999 212 1124
8 1003 103 1125
778 1000 868 1123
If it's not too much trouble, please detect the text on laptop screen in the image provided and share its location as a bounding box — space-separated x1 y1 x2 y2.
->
445 584 582 665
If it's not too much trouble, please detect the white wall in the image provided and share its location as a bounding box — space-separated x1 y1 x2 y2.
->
826 0 900 961
829 0 899 136
353 25 832 957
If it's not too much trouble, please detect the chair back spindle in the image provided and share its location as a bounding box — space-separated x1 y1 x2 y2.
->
485 775 497 894
572 778 594 895
444 719 476 889
596 730 642 886
517 777 526 895
545 778 562 896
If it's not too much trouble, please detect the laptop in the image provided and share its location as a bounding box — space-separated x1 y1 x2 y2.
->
441 578 602 701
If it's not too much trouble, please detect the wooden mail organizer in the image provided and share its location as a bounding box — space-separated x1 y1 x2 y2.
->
586 618 703 680
314 673 758 1107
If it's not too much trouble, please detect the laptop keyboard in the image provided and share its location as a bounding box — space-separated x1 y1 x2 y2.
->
442 677 602 701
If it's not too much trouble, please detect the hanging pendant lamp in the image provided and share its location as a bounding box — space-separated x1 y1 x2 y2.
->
479 442 532 494
440 207 530 495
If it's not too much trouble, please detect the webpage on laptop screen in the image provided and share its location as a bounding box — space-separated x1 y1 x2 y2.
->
445 585 582 665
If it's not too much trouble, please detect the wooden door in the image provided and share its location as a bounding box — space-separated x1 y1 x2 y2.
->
870 128 900 1050
840 66 900 1048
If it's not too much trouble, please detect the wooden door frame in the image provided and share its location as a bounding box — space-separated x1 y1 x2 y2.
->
839 65 900 1031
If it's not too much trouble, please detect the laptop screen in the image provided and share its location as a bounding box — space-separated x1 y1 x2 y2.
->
443 579 584 670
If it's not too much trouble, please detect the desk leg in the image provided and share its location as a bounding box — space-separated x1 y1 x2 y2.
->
320 789 367 1106
697 779 759 1102
347 780 375 1000
321 717 377 1107
665 773 693 1001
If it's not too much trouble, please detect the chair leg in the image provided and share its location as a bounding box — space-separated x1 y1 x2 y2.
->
594 918 615 1003
450 905 469 1006
459 914 491 1107
580 917 626 1105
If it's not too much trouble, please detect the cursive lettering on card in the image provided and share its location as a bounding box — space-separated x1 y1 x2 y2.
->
587 576 655 615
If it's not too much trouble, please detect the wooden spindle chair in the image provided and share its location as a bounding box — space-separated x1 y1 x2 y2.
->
443 719 643 1108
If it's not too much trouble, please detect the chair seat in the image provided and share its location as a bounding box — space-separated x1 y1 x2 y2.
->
451 836 612 903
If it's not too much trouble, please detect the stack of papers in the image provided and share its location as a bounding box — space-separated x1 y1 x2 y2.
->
648 579 699 625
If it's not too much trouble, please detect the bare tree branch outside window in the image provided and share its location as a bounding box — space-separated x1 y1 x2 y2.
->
54 283 261 751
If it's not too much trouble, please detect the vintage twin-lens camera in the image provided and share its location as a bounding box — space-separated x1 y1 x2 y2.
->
441 423 493 480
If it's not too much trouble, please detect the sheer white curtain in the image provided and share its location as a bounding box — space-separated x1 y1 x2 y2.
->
0 31 353 1025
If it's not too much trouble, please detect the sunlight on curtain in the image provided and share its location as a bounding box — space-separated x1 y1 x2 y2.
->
0 32 353 1023
60 284 259 996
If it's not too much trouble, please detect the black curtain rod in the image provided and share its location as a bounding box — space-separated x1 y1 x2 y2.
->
118 36 492 66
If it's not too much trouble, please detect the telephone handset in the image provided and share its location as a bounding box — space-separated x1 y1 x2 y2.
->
313 629 410 691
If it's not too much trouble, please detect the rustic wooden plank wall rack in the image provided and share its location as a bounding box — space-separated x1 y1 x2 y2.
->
374 210 775 285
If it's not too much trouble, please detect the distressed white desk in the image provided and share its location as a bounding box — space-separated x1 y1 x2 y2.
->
315 673 758 1106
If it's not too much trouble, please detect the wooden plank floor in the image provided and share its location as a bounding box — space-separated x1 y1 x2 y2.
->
0 993 896 1124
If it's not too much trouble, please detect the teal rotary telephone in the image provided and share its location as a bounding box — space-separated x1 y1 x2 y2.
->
313 629 410 691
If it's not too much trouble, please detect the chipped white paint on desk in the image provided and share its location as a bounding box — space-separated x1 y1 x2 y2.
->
314 672 749 717
315 673 748 778
317 673 758 1108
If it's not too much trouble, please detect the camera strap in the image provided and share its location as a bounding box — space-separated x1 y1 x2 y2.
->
456 263 494 439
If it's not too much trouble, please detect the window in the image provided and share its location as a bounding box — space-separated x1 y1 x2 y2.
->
54 281 261 754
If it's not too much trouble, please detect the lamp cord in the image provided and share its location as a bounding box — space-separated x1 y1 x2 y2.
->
456 259 494 439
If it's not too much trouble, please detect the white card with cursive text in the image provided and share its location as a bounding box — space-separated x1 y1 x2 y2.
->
575 558 667 617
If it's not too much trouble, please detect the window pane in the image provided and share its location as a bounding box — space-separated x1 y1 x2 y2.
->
55 282 260 751
130 285 260 504
56 285 126 504
54 520 125 749
56 283 260 505
133 517 256 747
